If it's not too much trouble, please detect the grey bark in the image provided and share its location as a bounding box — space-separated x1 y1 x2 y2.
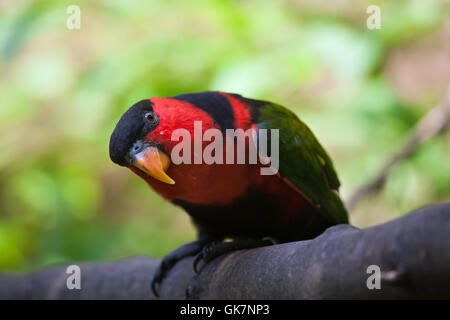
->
1 202 449 299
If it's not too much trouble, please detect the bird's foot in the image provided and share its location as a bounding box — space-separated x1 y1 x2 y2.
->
150 237 217 297
193 237 277 274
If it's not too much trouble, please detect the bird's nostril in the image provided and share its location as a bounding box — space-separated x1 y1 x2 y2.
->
131 140 147 155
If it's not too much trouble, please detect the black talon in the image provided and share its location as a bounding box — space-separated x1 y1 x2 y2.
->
193 252 204 274
150 274 160 297
192 240 222 274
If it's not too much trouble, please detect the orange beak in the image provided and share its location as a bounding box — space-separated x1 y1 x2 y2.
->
134 146 175 185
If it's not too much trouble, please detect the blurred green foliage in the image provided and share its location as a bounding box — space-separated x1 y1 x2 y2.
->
0 0 449 271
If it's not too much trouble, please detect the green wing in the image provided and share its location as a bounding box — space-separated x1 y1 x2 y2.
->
257 102 348 224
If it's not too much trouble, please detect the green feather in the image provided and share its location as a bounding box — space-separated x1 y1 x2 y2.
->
257 102 349 224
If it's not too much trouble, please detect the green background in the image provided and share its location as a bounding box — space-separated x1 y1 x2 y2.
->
0 0 449 271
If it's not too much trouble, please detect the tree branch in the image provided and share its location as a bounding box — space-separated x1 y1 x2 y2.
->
346 85 450 211
1 202 449 299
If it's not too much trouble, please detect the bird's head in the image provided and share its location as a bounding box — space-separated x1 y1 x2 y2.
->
109 92 255 204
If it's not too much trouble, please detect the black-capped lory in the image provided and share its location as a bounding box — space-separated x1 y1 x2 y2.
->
109 92 348 296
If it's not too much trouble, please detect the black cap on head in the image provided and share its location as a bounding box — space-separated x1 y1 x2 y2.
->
109 99 154 166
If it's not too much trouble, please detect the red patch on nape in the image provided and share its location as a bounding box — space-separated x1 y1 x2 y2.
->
219 92 252 130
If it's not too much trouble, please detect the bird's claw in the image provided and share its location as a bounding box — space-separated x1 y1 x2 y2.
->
148 238 220 297
150 270 164 297
192 241 221 274
193 252 204 274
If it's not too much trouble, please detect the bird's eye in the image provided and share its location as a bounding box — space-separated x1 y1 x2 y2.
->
144 112 158 124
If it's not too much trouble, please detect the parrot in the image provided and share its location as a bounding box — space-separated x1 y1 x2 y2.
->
109 91 348 296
